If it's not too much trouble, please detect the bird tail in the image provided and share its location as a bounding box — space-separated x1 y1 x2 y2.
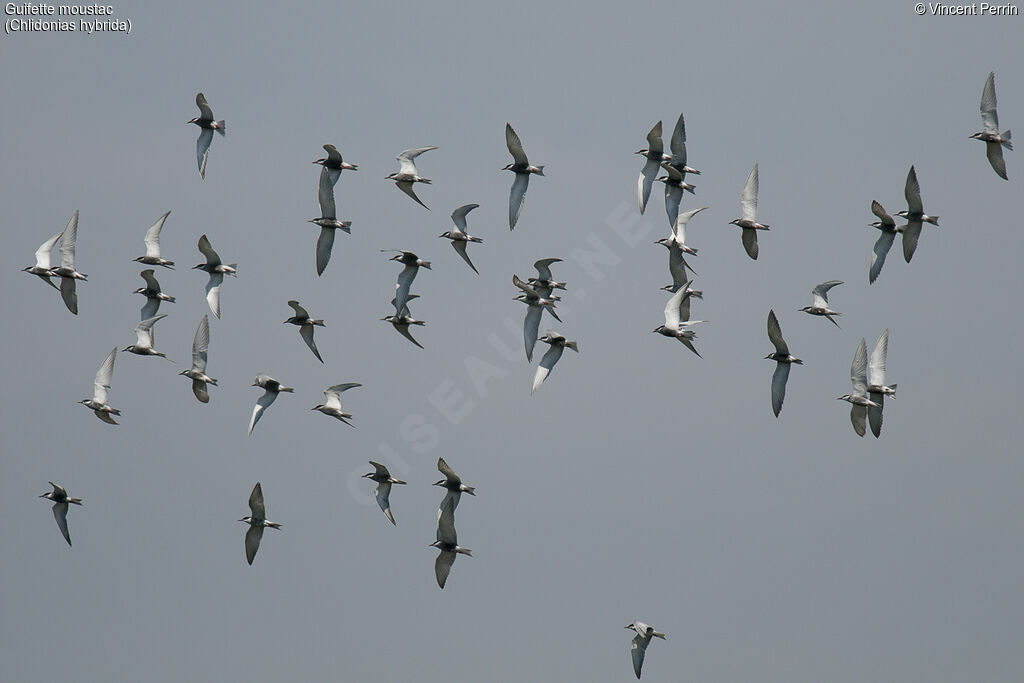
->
167 295 177 303
534 165 546 176
1002 130 1013 150
653 631 666 639
280 386 295 393
227 264 238 275
888 383 897 397
419 261 432 270
565 341 579 352
419 178 432 184
457 547 473 556
684 184 696 194
69 498 83 505
266 522 282 529
215 121 226 136
313 319 326 327
208 378 219 386
109 408 122 415
463 486 476 496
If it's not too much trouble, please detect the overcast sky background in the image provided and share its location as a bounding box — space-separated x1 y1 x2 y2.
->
2 1 1022 681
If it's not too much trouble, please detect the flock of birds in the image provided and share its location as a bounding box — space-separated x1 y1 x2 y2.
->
23 72 1012 677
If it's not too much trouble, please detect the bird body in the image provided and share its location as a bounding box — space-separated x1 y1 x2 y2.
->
387 146 437 209
532 331 578 394
362 461 406 525
312 382 361 425
39 481 82 547
284 300 325 363
439 203 483 274
248 375 293 436
123 313 171 359
800 280 843 327
625 621 666 679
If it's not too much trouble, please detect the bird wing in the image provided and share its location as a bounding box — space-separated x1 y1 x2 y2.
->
396 146 437 175
205 272 224 319
741 227 759 260
669 112 688 169
986 141 1008 180
980 71 1000 133
505 122 529 166
135 314 166 348
323 143 343 167
323 382 360 411
850 404 867 437
318 166 337 219
436 496 458 545
771 361 791 418
59 210 79 270
904 166 923 214
195 92 214 120
638 158 660 214
451 203 479 232
508 172 529 229
244 524 264 565
140 269 161 291
532 344 565 394
434 549 456 589
666 242 691 292
901 220 922 263
287 300 309 319
93 348 116 404
646 120 663 156
869 231 895 284
52 502 72 546
394 264 419 316
196 128 213 179
868 328 889 387
369 461 391 478
811 280 842 307
191 378 210 404
664 183 682 230
663 287 686 329
512 274 540 296
524 305 541 361
395 180 429 210
533 258 562 281
143 211 170 258
740 164 759 221
248 482 266 518
674 206 708 244
851 338 868 395
34 231 64 269
870 200 895 229
631 635 648 679
300 324 323 363
192 315 210 373
393 321 424 349
451 240 478 274
375 481 396 525
248 390 279 436
767 309 789 355
197 234 220 265
60 276 78 315
437 457 460 484
868 396 885 438
140 297 160 321
315 226 336 277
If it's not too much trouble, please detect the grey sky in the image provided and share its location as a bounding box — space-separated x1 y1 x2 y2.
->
2 1 1023 681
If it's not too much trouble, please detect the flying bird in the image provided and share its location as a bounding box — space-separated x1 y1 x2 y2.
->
51 210 86 315
439 203 483 274
656 234 698 294
134 269 175 320
513 274 562 361
309 159 352 277
667 112 701 176
800 280 843 327
765 309 802 418
39 482 82 547
431 495 471 589
248 375 293 436
384 250 431 320
664 206 707 255
868 200 901 284
362 461 407 525
635 120 666 214
532 331 578 394
504 123 545 229
192 234 236 319
625 621 666 679
80 348 120 425
239 482 281 565
387 146 437 209
189 92 225 179
133 210 174 269
382 294 427 349
312 382 362 425
434 457 475 513
729 163 769 260
653 284 704 357
123 314 171 360
838 338 879 437
23 230 63 291
284 300 326 363
179 315 217 403
867 328 897 438
313 143 358 187
528 257 566 292
970 71 1012 180
896 166 939 263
